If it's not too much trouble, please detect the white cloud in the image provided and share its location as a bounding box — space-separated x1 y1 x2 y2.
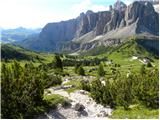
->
90 5 109 12
0 0 110 29
123 0 134 5
71 0 109 14
0 0 74 28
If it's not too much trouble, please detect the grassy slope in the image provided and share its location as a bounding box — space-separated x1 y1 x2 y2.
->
110 105 159 119
1 43 54 66
80 40 158 76
83 40 159 119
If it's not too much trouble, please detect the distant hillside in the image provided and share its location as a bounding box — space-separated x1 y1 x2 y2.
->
1 44 44 61
80 38 159 58
1 27 41 43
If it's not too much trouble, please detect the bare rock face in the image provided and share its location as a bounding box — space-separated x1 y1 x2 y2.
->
138 2 159 34
103 10 120 33
39 19 77 51
19 1 159 52
114 0 127 11
125 1 142 26
119 18 126 28
76 11 98 37
125 1 158 34
94 11 111 35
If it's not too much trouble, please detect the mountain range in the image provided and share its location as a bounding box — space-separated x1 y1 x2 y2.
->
0 27 41 43
13 1 159 53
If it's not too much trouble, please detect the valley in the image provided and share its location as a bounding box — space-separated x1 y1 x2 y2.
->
1 37 159 119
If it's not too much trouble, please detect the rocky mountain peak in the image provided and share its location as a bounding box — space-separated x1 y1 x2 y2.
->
19 1 159 52
86 10 94 15
113 0 127 11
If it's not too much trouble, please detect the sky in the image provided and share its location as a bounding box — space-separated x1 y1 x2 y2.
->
0 0 134 29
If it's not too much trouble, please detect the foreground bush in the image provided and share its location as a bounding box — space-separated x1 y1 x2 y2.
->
90 67 159 109
1 61 62 118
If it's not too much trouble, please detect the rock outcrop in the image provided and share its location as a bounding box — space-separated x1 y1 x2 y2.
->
18 1 159 52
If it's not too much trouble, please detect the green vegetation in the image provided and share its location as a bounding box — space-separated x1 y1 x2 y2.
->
147 62 153 67
80 80 91 92
97 63 105 77
89 68 158 110
1 44 42 61
44 94 70 108
1 60 62 118
80 46 109 56
110 105 159 119
77 66 85 76
1 44 54 64
52 54 63 70
63 79 82 93
1 38 159 119
1 61 44 118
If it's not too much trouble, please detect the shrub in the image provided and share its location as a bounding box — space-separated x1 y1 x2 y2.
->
81 80 90 92
52 55 63 70
77 66 85 76
97 63 105 77
147 62 152 67
74 64 80 74
89 68 158 109
1 61 45 118
42 75 62 88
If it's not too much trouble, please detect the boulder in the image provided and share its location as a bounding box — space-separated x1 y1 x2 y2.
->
74 103 85 112
78 90 88 95
99 110 108 117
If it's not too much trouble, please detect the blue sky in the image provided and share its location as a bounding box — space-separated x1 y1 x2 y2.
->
0 0 133 29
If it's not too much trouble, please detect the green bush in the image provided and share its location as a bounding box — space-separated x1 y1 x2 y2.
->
42 75 62 88
137 68 159 108
90 68 159 109
74 64 80 74
52 55 63 70
147 62 152 67
97 63 105 77
1 61 45 118
81 80 90 92
1 61 63 118
77 66 85 76
43 94 65 108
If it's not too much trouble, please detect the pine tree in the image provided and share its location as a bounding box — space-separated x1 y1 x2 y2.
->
140 64 146 75
52 55 63 70
97 63 105 77
147 62 152 67
74 64 79 74
77 66 85 76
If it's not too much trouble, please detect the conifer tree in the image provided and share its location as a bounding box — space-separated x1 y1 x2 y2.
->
52 55 63 70
77 66 85 76
97 63 105 77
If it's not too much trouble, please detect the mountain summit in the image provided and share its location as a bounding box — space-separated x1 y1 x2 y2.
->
18 1 159 53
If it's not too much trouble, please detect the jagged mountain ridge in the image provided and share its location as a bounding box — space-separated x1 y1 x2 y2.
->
18 1 159 53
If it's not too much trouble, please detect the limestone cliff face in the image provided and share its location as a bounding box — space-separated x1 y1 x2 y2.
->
19 1 159 52
39 19 77 51
94 11 111 35
125 1 159 34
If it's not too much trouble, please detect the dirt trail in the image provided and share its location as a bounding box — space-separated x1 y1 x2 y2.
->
39 87 112 119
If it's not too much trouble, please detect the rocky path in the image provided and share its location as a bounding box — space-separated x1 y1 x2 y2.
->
40 88 112 119
38 76 112 119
